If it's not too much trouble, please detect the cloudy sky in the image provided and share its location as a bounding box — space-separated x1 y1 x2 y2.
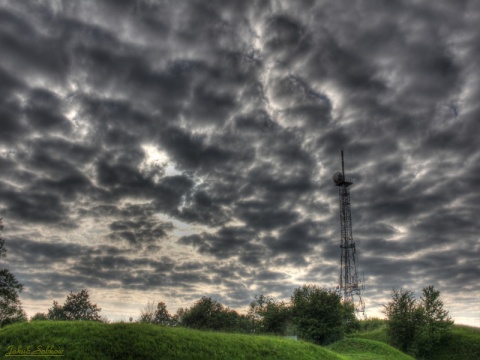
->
0 0 479 326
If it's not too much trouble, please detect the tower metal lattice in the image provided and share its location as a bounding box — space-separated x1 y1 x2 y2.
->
333 150 366 317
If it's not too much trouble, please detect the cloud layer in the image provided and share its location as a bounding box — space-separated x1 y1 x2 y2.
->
0 0 479 325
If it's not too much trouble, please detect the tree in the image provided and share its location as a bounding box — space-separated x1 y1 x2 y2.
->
383 288 423 354
181 296 241 331
248 295 291 334
417 286 453 357
172 307 186 326
138 301 156 323
0 269 28 326
139 301 172 325
47 300 67 320
383 286 453 357
31 312 48 321
47 289 101 321
0 219 27 327
152 301 171 325
291 285 356 345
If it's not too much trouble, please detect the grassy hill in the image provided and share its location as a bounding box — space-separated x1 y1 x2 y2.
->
354 322 480 360
423 325 480 360
328 338 414 360
0 321 344 360
2 320 477 359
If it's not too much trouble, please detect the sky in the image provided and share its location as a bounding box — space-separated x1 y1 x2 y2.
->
0 0 479 326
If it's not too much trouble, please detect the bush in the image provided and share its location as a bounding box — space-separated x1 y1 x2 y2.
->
181 297 245 332
248 295 291 335
384 286 453 357
291 285 357 345
31 312 48 321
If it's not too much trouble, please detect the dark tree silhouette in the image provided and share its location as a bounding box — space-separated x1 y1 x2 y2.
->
139 301 172 325
47 289 102 321
0 219 27 327
248 295 291 334
181 296 245 331
30 312 48 321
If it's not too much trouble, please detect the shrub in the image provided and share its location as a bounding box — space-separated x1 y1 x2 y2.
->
384 285 453 357
181 296 244 332
291 285 357 345
248 295 291 335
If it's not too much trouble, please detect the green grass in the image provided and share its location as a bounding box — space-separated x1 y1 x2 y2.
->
350 324 389 344
424 325 480 360
0 321 345 360
327 338 414 360
352 321 480 360
2 321 478 360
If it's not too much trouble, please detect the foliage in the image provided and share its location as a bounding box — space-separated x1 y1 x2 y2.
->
291 285 357 345
173 307 186 326
47 300 67 320
383 288 423 353
424 325 480 360
352 321 480 360
0 219 27 327
383 286 453 357
357 317 387 332
138 301 172 325
416 285 454 358
248 295 292 335
47 289 102 321
181 296 249 332
0 321 345 360
30 312 49 321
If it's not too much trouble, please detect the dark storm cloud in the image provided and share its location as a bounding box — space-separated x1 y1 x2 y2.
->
24 88 72 133
107 218 173 245
264 220 322 257
236 200 299 230
0 0 479 323
0 7 69 83
0 185 72 226
7 237 88 264
179 226 256 259
158 126 234 171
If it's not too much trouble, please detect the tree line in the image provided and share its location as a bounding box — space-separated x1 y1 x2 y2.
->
27 285 356 345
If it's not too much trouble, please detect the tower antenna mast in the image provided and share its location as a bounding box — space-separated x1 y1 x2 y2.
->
333 150 366 317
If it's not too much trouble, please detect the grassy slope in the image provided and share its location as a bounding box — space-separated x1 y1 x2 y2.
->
0 321 345 360
353 323 480 360
426 325 480 360
351 324 389 343
3 321 476 360
328 338 414 360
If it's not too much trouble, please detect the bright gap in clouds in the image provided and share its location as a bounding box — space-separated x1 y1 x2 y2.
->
141 144 181 177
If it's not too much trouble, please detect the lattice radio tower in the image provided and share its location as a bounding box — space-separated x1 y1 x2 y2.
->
333 150 366 317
